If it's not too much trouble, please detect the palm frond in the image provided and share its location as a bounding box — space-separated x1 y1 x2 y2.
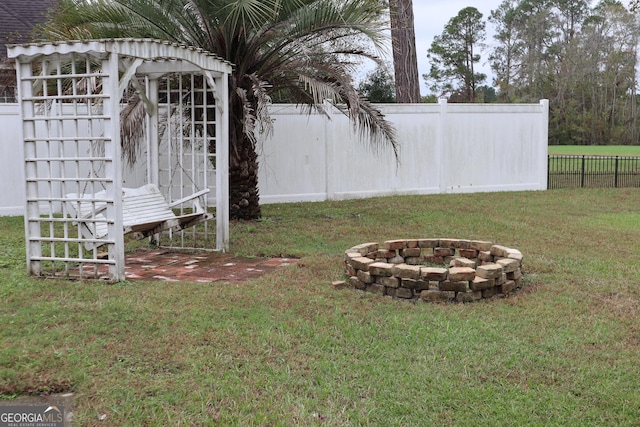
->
235 87 257 147
290 57 398 159
297 74 341 105
120 91 146 166
248 73 274 138
336 98 399 160
221 0 282 34
39 0 400 162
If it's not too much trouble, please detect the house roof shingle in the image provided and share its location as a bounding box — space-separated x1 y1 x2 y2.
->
0 0 58 58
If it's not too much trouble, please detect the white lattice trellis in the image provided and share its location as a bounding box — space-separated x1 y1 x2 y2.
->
8 39 231 282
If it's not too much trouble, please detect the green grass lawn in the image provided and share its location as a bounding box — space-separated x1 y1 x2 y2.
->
2 189 640 425
548 145 640 156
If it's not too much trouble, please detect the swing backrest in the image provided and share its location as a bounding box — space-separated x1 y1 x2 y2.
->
66 184 177 239
121 184 177 228
66 183 209 243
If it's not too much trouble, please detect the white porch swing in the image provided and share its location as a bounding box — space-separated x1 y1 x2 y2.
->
8 39 232 282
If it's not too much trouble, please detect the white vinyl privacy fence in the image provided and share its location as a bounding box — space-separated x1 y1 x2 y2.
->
0 103 23 215
257 100 548 203
0 99 548 216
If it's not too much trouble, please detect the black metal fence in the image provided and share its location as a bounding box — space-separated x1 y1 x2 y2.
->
548 155 640 189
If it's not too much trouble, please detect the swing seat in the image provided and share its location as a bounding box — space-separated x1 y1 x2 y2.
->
66 184 211 249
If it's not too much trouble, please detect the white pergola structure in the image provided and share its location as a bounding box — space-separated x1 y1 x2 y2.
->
8 39 231 282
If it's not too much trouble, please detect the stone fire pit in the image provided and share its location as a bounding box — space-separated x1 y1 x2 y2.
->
336 238 524 303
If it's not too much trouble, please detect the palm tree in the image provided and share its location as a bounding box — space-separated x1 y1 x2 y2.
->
38 0 398 219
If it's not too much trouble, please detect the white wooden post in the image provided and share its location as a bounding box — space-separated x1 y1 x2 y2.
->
16 61 41 275
147 77 160 186
103 52 125 281
216 73 229 251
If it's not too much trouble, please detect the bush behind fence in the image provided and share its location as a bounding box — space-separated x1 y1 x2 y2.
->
548 155 640 189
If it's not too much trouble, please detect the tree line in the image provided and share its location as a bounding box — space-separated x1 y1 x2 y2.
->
361 0 640 146
487 0 639 146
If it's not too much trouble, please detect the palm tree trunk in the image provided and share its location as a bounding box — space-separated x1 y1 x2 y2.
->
229 133 261 220
228 96 261 220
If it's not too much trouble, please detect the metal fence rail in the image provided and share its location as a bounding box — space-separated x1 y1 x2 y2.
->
548 155 640 189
